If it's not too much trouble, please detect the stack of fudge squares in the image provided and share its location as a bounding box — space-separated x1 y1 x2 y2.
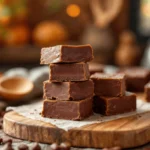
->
40 45 94 120
91 73 136 115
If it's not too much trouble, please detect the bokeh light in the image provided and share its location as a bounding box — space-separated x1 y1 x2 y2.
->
66 4 80 18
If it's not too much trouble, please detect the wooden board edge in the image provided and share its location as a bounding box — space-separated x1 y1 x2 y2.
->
3 111 150 148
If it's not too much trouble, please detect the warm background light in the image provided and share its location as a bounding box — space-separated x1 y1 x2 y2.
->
66 4 80 18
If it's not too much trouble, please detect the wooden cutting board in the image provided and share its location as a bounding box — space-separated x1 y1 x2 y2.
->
3 109 150 149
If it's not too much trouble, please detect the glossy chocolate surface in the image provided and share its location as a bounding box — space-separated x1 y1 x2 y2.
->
40 45 94 64
119 67 150 92
49 63 90 82
42 97 93 120
91 73 126 97
44 80 94 100
93 92 136 116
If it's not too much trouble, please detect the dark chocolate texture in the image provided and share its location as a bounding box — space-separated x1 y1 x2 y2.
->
40 45 94 64
49 62 90 82
44 80 94 100
93 92 136 116
119 67 150 92
42 97 93 120
91 73 126 97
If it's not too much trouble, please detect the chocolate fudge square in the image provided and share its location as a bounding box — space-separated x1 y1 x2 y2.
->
93 92 136 116
49 62 90 82
42 97 93 120
91 73 126 97
44 80 94 101
40 45 94 64
119 67 150 92
89 63 104 75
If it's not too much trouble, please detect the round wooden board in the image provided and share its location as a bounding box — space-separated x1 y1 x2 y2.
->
3 111 150 149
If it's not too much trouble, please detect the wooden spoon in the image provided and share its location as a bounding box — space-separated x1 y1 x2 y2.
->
0 76 34 100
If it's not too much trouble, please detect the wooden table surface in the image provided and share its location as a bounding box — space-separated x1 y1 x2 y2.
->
0 113 150 150
0 129 150 150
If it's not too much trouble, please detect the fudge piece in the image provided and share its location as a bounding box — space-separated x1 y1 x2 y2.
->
89 63 104 75
91 73 126 97
93 92 136 116
40 45 93 64
44 80 94 100
145 82 150 102
49 62 90 82
42 97 93 120
119 67 150 92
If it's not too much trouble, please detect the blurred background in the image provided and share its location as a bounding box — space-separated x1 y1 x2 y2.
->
0 0 150 103
0 0 150 67
0 1 150 149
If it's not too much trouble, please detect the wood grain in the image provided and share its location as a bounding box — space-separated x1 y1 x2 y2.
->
3 110 150 149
